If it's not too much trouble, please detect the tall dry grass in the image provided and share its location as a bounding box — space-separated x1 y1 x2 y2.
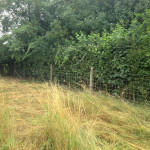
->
0 77 150 150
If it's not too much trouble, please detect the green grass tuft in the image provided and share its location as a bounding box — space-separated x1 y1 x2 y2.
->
0 77 150 150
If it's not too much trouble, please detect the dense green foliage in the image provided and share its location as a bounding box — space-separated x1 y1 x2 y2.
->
0 0 150 100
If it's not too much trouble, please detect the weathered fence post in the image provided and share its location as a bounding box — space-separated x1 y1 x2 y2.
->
50 64 53 83
89 66 93 92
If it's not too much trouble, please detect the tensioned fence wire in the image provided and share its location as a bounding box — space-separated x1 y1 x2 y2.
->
52 70 150 102
1 63 150 102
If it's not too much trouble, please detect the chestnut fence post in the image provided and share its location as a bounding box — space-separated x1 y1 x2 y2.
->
89 66 93 92
50 64 53 83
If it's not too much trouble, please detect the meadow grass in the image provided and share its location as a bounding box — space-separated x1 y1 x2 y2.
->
0 77 150 150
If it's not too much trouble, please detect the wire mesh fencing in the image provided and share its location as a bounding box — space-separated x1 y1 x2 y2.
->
1 63 150 102
51 68 150 102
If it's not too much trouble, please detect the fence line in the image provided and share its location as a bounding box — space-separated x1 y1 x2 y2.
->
0 63 150 102
48 65 150 102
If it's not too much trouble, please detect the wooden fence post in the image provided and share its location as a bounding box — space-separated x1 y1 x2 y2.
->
50 64 53 83
89 66 93 92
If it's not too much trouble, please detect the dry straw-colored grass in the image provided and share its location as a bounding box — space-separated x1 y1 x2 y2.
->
0 77 150 150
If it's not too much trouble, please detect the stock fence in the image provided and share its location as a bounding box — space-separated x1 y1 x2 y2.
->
51 67 150 102
1 63 150 102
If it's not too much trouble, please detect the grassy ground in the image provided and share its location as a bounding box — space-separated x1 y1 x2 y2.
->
0 77 150 150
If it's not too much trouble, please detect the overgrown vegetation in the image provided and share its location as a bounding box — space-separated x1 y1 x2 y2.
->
0 77 150 150
0 0 150 100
